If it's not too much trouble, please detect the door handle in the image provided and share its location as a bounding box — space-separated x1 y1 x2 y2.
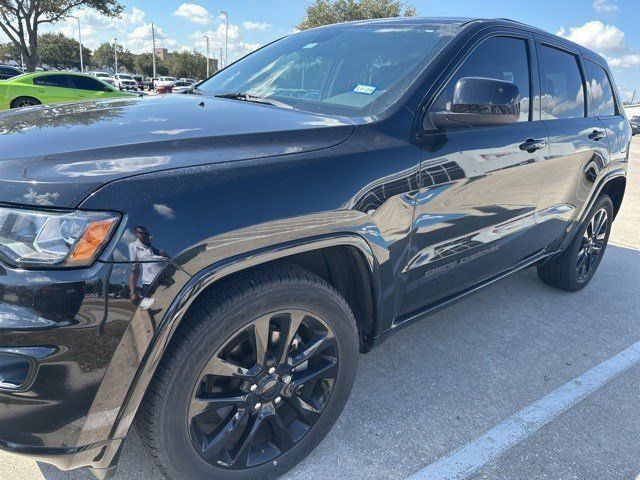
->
519 138 546 153
588 129 606 141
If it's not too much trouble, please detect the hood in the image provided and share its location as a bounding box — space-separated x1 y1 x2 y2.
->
0 94 356 207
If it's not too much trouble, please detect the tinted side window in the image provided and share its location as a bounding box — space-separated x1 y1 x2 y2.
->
33 74 71 88
585 59 616 116
539 45 585 120
73 76 109 91
433 36 531 123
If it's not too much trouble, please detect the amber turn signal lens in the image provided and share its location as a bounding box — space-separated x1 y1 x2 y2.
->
68 218 118 264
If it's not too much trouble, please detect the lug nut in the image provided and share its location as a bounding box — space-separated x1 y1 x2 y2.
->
275 396 282 404
254 402 262 411
249 384 257 392
282 374 292 384
268 367 276 374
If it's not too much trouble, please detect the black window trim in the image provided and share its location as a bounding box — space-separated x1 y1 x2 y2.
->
421 30 536 133
69 75 110 92
583 56 620 118
33 73 73 89
536 40 588 120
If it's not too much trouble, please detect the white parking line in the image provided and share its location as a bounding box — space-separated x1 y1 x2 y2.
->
406 340 640 480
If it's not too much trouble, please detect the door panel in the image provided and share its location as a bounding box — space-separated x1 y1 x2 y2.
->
401 122 548 315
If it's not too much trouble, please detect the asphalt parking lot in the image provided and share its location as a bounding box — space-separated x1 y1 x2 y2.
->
2 139 639 480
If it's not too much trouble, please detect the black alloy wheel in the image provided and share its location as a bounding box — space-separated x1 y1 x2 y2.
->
576 207 608 282
11 96 41 108
137 263 359 480
188 309 338 469
537 194 613 291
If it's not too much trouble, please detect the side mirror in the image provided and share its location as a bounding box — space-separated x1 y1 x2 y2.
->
429 77 521 130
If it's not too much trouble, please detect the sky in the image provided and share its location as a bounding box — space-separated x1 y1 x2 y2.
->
2 0 640 101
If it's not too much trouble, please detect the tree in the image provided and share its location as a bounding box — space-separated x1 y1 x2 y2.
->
0 0 123 71
167 50 207 80
90 41 134 73
297 0 417 30
39 32 90 70
134 52 168 77
0 41 20 63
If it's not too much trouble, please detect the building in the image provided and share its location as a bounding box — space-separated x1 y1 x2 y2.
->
154 48 169 61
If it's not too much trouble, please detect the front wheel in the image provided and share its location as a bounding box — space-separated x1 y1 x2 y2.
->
137 263 359 480
10 96 41 108
537 194 613 291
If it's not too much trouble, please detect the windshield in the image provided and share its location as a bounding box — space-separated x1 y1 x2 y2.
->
119 75 133 80
95 73 109 77
198 22 461 116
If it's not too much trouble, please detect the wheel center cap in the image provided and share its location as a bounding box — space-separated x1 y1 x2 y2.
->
259 376 280 399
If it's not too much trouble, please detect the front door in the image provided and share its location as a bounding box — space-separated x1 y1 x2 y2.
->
32 74 78 104
401 34 549 316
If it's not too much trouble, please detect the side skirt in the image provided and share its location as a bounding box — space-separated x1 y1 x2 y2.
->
381 249 555 337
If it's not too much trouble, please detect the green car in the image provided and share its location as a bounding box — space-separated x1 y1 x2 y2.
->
0 71 136 110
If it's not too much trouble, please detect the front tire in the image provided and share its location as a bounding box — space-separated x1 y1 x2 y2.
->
537 194 613 291
10 96 41 108
137 263 359 480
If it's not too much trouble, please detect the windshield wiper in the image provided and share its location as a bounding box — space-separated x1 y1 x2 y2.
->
213 92 293 109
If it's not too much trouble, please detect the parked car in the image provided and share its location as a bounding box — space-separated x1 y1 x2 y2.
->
0 17 630 480
155 75 177 91
90 71 115 86
155 83 173 94
630 115 640 135
179 77 197 84
0 64 22 80
146 76 157 90
171 80 196 93
132 74 145 90
114 73 138 91
0 71 136 110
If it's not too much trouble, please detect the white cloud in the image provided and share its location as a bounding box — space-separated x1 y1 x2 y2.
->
192 22 261 63
593 0 618 12
47 7 182 54
173 3 213 25
557 20 640 75
242 21 271 31
556 21 626 53
605 53 640 69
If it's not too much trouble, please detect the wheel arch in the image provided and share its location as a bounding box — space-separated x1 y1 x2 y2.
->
600 175 626 219
106 234 381 450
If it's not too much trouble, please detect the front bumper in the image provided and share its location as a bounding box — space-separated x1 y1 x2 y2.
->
0 258 190 476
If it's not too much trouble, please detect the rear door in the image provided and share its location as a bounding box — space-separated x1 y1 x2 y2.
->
583 57 630 167
32 74 78 104
533 40 610 248
70 75 115 101
401 32 549 315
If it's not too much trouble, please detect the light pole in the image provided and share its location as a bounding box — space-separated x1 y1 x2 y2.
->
69 15 83 72
219 10 228 68
151 22 157 79
113 38 118 74
204 35 210 77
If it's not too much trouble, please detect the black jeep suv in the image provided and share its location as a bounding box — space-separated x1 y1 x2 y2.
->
0 17 631 480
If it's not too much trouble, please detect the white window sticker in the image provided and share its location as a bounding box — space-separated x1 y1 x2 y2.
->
354 84 376 95
302 43 318 49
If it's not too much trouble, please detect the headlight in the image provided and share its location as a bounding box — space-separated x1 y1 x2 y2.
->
0 206 120 268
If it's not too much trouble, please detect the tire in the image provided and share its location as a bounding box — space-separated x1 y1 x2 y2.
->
10 96 41 109
537 194 614 291
137 263 359 480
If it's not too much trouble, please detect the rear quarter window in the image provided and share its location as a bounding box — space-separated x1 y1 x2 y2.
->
585 59 617 116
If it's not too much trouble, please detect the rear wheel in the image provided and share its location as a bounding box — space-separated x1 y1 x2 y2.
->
137 264 359 480
537 194 613 291
10 96 41 108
